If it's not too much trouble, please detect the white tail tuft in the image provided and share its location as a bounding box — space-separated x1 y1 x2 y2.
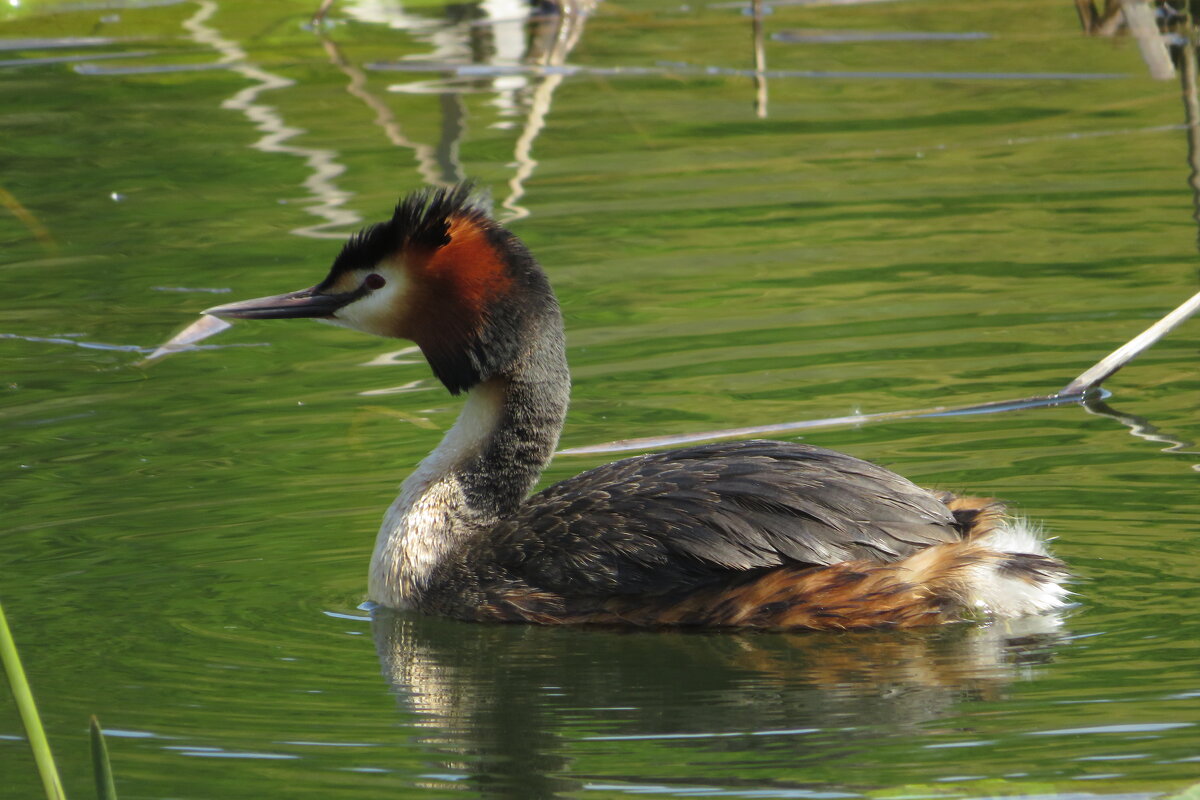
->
966 518 1070 618
978 516 1051 556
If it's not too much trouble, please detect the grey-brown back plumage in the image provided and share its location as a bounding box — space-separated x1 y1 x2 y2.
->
466 440 960 598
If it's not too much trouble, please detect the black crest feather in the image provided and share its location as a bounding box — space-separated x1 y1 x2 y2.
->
329 183 491 276
321 182 557 396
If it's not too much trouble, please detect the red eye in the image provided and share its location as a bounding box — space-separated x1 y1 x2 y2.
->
364 273 386 290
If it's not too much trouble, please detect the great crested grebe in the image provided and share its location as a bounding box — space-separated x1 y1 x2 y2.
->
205 184 1069 629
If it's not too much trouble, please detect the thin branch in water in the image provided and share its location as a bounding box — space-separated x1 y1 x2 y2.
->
561 292 1200 456
1059 290 1200 395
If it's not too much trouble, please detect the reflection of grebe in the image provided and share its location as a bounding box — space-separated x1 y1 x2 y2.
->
207 184 1069 629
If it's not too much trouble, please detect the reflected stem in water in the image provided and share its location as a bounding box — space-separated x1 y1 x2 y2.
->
502 2 597 220
437 92 468 187
1083 395 1200 465
0 186 56 249
319 36 448 189
1179 26 1200 252
183 0 360 239
751 0 768 119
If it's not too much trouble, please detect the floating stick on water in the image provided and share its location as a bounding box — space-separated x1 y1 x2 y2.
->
1059 290 1200 396
560 291 1200 456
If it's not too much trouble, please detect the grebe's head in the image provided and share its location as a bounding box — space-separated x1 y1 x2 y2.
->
205 184 558 394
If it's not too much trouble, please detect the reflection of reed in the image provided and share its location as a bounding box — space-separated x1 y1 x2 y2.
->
1083 396 1200 466
372 608 1063 799
0 186 55 249
502 1 597 220
751 0 768 119
319 37 446 187
318 1 596 221
1180 30 1200 251
1073 0 1123 35
183 1 360 239
1076 0 1175 79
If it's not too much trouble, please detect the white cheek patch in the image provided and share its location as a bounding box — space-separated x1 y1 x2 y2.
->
331 270 409 337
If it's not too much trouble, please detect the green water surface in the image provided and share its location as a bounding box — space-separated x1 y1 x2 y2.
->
1 1 1197 798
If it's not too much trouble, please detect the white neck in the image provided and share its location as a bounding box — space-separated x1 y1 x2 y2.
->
368 380 506 608
367 351 570 609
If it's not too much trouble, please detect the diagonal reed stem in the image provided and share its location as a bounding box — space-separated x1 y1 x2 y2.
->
0 598 67 800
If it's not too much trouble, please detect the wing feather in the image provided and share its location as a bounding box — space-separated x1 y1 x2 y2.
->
473 440 960 597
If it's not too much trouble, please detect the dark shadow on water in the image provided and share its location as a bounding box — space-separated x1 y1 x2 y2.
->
370 608 1066 799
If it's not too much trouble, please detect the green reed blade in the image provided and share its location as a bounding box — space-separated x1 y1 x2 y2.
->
0 597 67 800
89 716 118 800
1167 781 1200 800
